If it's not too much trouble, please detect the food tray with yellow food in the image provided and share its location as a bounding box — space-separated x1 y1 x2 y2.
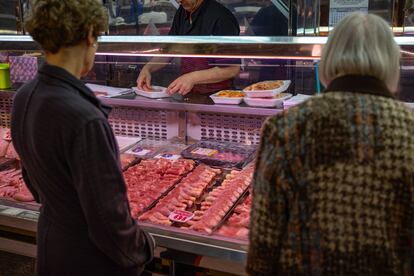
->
210 90 245 105
243 80 291 98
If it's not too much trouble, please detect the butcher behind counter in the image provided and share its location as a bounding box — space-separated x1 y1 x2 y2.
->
136 0 241 96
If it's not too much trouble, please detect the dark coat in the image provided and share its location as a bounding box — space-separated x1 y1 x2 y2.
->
247 75 414 275
11 64 154 276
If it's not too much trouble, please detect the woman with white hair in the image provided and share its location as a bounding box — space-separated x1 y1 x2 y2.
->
247 13 414 275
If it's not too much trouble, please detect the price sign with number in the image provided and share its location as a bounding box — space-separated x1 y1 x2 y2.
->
154 153 181 161
168 210 194 223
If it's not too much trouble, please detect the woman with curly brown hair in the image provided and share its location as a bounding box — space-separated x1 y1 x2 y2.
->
11 1 154 275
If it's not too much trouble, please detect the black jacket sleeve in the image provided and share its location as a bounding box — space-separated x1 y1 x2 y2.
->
21 166 40 203
68 118 154 268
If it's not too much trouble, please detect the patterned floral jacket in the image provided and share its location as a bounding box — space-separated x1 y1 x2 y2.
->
247 75 414 275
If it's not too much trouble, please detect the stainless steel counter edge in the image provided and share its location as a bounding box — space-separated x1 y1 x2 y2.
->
0 205 247 263
1 35 414 45
101 96 282 116
0 89 281 116
1 36 414 59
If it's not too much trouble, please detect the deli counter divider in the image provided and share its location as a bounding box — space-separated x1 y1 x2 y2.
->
0 36 414 275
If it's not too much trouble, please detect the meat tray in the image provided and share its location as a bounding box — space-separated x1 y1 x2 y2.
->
139 165 253 238
120 153 141 171
132 86 170 99
180 140 256 169
138 164 222 225
185 167 253 234
125 159 197 217
214 192 251 240
209 189 250 234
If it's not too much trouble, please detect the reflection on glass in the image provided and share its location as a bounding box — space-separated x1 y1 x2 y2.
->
0 0 18 34
319 0 394 34
105 0 291 36
405 0 414 27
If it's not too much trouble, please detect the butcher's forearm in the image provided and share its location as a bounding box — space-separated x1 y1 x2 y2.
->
191 66 240 85
143 57 172 73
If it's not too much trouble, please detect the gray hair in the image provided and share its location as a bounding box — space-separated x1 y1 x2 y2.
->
319 13 400 92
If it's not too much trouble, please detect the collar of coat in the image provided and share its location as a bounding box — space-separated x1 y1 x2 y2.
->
38 63 112 118
324 75 394 99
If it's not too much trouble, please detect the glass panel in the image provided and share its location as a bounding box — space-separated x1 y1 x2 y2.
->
318 0 395 34
105 0 291 36
404 0 414 34
82 54 322 100
0 0 20 34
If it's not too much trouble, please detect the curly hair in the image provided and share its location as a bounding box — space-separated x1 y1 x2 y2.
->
25 0 108 53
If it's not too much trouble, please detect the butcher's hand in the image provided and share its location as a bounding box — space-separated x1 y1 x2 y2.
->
137 68 152 91
167 72 197 95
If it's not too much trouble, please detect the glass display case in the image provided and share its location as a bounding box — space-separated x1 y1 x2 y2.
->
2 0 414 35
0 35 413 275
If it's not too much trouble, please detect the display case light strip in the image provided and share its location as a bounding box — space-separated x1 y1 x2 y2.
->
95 52 320 60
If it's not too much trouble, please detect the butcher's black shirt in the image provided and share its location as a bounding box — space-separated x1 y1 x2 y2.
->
169 0 240 36
11 64 153 275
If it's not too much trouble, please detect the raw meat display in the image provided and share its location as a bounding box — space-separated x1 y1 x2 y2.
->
13 183 36 202
124 159 196 217
139 164 221 225
216 193 252 240
0 168 35 202
5 142 18 159
188 167 253 234
181 141 256 169
0 128 10 157
120 153 139 171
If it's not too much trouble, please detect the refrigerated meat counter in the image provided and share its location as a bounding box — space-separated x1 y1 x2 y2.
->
0 87 279 275
1 35 413 275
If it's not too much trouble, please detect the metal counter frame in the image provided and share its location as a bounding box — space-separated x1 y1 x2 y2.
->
1 35 414 59
0 201 248 275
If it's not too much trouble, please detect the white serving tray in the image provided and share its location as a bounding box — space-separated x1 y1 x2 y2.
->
283 94 312 108
210 91 244 105
86 83 132 98
133 86 170 98
243 80 291 98
244 93 292 108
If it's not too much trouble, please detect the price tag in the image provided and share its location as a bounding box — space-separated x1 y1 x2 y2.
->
168 210 194 223
191 147 218 157
131 147 151 156
154 153 181 161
